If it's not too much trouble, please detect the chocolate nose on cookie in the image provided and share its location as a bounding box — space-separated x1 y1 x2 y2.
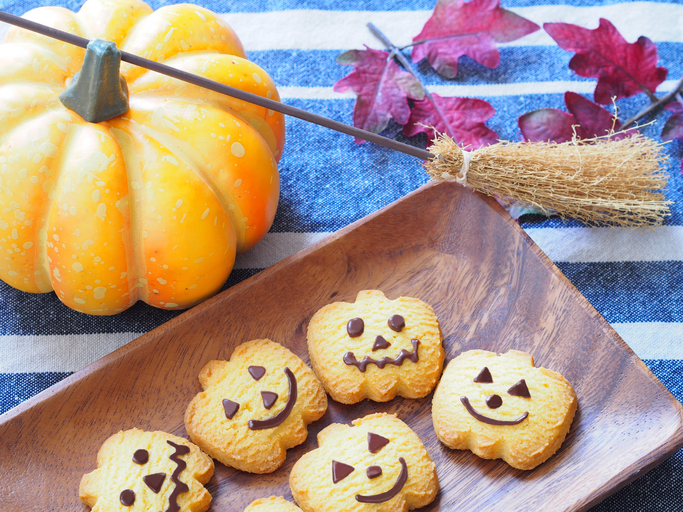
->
486 394 503 409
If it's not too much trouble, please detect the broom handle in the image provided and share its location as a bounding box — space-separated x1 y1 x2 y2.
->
0 10 434 161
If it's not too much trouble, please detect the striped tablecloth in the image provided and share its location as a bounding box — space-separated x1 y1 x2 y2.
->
1 0 682 510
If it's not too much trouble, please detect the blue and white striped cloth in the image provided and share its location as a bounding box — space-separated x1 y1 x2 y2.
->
1 0 682 509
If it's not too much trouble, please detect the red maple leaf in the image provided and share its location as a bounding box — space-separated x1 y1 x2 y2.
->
661 102 683 141
411 0 539 79
519 92 636 143
544 19 668 105
333 47 425 142
403 93 498 149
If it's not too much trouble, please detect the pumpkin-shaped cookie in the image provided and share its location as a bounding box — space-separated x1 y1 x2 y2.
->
289 413 438 512
0 0 284 314
80 429 214 512
307 290 444 404
432 349 577 470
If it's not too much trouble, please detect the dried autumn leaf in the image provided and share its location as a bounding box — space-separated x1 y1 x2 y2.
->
661 102 683 142
519 92 635 142
403 93 498 149
333 46 425 142
544 19 668 105
411 0 539 79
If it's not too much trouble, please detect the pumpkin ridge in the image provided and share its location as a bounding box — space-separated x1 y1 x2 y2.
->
35 119 86 293
0 95 62 147
127 120 247 251
109 125 148 305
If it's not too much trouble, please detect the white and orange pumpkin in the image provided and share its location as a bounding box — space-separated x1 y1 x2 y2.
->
0 0 284 314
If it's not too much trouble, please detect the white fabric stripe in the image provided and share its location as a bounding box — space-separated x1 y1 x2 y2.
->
612 322 683 359
525 226 683 263
221 3 683 51
0 323 680 373
279 79 678 99
0 3 680 50
0 332 140 373
234 232 331 269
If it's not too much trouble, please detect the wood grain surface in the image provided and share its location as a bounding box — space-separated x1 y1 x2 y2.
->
1 181 682 511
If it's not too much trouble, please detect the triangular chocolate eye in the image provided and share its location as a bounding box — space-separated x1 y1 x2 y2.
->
248 366 266 380
332 460 355 483
143 472 166 493
222 399 240 419
372 335 391 351
508 379 531 398
474 367 493 383
261 391 278 409
368 432 390 453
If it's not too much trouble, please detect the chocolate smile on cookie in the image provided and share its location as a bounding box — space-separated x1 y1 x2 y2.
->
459 370 531 426
248 368 298 430
330 432 409 503
343 339 420 372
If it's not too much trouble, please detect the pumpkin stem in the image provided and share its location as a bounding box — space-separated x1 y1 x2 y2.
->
59 39 129 123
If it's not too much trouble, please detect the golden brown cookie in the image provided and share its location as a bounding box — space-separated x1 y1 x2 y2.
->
290 413 438 512
432 349 577 470
306 290 444 404
79 429 214 512
244 496 303 511
185 339 328 473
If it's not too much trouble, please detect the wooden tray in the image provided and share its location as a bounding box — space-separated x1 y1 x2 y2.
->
1 181 682 511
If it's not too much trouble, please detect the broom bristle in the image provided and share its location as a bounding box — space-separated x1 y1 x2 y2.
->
424 132 672 227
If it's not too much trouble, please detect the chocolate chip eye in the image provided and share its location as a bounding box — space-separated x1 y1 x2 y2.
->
132 449 148 464
474 367 493 383
332 460 355 483
387 314 405 332
248 366 266 380
368 432 390 453
347 317 364 337
508 379 531 398
222 399 240 419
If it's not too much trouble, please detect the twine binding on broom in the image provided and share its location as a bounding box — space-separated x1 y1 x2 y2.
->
424 130 672 228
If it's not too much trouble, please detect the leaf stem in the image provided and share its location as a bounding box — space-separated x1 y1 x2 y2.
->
622 74 683 128
367 23 455 139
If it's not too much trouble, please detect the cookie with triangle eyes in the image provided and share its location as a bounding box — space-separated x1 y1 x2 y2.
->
244 496 303 511
432 349 578 470
79 429 214 512
289 413 438 512
306 290 444 404
185 339 328 474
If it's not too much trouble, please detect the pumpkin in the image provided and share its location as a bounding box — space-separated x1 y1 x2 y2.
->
0 0 285 314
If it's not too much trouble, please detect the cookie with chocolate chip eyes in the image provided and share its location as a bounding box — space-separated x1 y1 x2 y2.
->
184 339 328 474
79 429 214 512
289 413 438 512
244 496 303 511
306 290 444 404
432 349 577 470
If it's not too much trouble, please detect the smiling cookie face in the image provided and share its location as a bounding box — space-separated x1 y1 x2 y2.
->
307 290 444 404
184 339 328 473
79 429 214 512
290 413 438 512
432 349 577 470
